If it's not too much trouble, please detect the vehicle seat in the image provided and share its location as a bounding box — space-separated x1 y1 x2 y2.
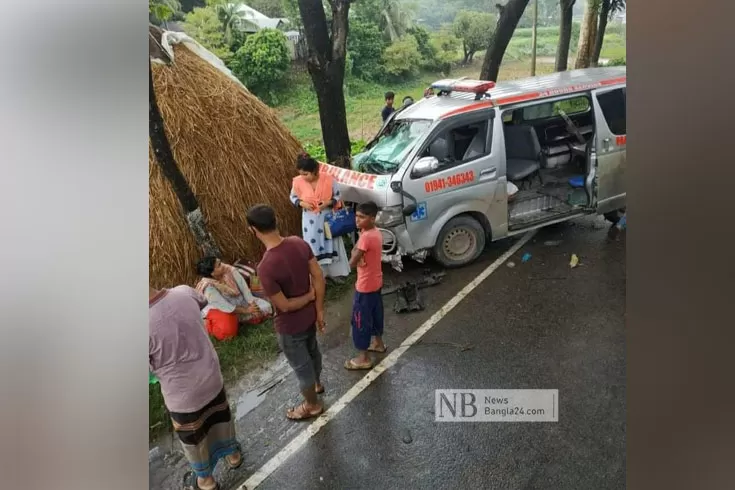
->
462 131 486 160
504 125 543 184
429 137 449 161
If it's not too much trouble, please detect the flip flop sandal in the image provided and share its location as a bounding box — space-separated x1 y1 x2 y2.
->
225 453 244 470
315 384 325 394
367 345 388 353
183 471 220 490
286 402 323 421
344 359 373 370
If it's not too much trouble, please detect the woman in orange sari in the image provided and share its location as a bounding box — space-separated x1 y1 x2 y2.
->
290 152 350 281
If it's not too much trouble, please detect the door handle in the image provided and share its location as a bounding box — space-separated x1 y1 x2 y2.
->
480 167 497 176
602 138 611 151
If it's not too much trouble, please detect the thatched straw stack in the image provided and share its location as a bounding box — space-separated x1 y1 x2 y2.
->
150 42 303 288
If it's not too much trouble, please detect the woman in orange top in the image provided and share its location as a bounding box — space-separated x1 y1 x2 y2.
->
289 152 350 281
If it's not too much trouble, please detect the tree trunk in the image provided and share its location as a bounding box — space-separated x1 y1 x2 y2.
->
298 0 352 167
574 0 600 69
591 0 611 66
149 61 221 257
480 0 531 81
555 0 575 72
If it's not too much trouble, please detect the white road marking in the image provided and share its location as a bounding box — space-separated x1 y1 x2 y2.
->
238 231 536 489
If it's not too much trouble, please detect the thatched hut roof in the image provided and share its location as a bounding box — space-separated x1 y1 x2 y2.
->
149 26 302 288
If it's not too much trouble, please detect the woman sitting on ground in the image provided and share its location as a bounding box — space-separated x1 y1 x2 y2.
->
290 151 350 283
195 256 272 341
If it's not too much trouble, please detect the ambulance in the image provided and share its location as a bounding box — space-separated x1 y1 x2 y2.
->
320 67 627 270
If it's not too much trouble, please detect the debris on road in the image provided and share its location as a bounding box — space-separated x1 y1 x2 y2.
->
402 429 413 444
570 254 580 268
507 261 516 268
521 252 532 263
382 270 446 296
544 240 563 246
394 282 424 313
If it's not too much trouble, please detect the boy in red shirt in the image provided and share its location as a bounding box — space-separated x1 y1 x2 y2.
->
345 201 386 370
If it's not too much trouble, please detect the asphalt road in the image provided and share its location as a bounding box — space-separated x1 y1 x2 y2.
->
149 216 625 490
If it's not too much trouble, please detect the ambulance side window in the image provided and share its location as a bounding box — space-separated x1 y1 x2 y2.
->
595 88 626 135
419 118 492 176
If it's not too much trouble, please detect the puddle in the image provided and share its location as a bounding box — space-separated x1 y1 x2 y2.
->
235 389 267 420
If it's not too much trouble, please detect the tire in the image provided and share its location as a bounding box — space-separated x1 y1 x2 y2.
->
432 215 486 268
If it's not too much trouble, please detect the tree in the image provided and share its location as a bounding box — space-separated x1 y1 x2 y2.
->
231 29 291 99
555 0 575 71
353 0 417 43
206 0 258 46
348 21 387 81
382 36 423 79
574 0 600 69
591 0 624 66
480 0 531 81
182 6 233 62
248 0 286 18
298 0 352 166
453 10 497 64
149 51 220 257
149 0 182 26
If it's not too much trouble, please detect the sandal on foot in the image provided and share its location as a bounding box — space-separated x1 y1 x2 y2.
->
286 402 323 421
315 384 325 394
344 359 373 370
368 345 387 353
183 471 220 490
225 453 243 470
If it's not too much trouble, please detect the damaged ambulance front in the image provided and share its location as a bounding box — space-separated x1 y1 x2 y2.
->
320 116 435 271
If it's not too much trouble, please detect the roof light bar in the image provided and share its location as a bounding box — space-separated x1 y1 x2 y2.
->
430 78 496 96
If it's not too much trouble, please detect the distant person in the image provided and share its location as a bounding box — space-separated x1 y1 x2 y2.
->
247 204 327 420
290 152 350 283
344 201 386 370
149 285 242 490
423 87 434 98
402 95 414 108
381 91 395 122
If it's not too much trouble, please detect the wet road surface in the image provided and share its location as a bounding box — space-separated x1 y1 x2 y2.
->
149 216 625 490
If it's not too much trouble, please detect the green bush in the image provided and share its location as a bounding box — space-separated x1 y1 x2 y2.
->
429 30 462 73
303 140 368 162
382 36 423 81
231 29 291 102
348 21 387 81
607 57 626 66
407 26 438 68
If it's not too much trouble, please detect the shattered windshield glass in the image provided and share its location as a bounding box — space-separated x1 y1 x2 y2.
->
354 118 432 175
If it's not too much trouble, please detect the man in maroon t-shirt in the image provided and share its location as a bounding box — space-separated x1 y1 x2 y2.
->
246 204 327 420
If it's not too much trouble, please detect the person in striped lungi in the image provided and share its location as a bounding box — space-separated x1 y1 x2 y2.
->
150 285 242 490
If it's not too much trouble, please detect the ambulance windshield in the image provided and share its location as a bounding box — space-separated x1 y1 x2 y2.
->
355 118 432 175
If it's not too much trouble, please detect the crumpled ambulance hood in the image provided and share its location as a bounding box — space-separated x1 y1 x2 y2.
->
319 162 391 207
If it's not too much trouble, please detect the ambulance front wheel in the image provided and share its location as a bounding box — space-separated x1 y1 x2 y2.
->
433 215 486 268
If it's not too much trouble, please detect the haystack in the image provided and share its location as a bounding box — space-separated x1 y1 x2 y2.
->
150 29 303 288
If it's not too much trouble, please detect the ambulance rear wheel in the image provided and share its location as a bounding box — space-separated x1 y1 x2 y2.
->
433 215 486 268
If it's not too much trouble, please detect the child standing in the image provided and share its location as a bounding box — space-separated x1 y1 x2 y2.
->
345 201 386 370
381 91 395 122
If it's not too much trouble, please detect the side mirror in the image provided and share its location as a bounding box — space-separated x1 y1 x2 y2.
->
412 156 439 178
402 203 417 216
